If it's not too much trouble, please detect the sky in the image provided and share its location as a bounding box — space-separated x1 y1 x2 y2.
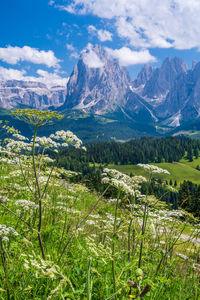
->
1 0 200 87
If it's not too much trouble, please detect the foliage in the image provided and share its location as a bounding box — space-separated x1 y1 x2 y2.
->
0 113 200 299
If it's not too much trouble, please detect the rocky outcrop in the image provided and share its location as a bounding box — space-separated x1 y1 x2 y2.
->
0 80 67 109
142 57 188 100
63 44 132 114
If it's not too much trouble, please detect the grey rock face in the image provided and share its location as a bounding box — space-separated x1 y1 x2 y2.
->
155 62 200 125
63 44 132 114
133 64 155 88
0 80 67 109
142 57 188 99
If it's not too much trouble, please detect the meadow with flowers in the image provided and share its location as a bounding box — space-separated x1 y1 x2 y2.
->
0 109 200 299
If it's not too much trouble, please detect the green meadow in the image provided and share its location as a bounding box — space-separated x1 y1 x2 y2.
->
109 156 200 185
1 110 200 299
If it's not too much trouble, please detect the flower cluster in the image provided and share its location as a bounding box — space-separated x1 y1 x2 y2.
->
13 133 29 141
5 139 32 153
15 200 39 211
2 129 84 155
102 168 146 197
0 196 11 203
137 163 170 174
22 253 60 280
50 130 83 149
35 136 58 148
0 224 19 242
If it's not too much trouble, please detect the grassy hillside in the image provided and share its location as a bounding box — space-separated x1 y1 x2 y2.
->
108 156 200 185
1 152 200 299
0 110 200 299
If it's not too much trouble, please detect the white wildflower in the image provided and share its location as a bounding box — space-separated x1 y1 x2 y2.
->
15 200 39 211
13 133 29 141
50 130 83 149
0 224 19 241
102 168 146 197
137 163 170 175
177 253 188 260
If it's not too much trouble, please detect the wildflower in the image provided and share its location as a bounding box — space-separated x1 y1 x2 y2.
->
0 224 19 241
13 133 29 141
15 200 39 211
177 253 188 260
35 136 59 148
86 220 96 225
50 130 83 148
137 163 170 175
102 168 146 197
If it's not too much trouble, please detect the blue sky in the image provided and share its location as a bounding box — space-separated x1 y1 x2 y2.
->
1 0 200 87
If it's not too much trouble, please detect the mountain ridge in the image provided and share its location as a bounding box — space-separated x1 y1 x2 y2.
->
1 44 200 140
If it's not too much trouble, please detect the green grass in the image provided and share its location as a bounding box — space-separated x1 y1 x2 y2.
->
108 156 200 185
1 122 200 299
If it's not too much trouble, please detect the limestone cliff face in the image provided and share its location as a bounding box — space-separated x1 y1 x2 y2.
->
63 44 132 114
142 57 188 100
133 64 155 88
156 62 200 126
0 80 67 109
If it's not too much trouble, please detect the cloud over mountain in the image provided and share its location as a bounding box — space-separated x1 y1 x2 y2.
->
0 66 68 88
61 0 200 50
81 44 105 68
105 47 157 66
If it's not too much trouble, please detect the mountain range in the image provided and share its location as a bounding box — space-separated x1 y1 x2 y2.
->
1 44 200 141
0 80 66 109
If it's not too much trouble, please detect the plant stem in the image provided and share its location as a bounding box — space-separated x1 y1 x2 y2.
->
138 201 148 268
59 186 109 267
128 218 133 263
0 202 33 230
112 197 119 299
32 124 45 260
0 238 10 300
87 258 92 300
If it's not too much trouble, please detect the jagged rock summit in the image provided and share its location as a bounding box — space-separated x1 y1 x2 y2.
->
1 43 200 133
141 57 188 101
62 44 133 114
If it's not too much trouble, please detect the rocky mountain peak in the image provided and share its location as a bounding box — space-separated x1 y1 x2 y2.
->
63 44 132 114
133 64 155 88
142 56 188 99
192 60 197 70
162 56 188 74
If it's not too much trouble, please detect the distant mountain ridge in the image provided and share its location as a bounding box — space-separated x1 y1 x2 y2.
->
1 44 200 140
0 80 66 109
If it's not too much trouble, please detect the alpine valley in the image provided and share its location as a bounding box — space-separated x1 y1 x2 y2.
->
1 44 200 142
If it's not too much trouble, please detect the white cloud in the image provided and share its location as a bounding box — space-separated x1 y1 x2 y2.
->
0 67 26 81
66 43 79 58
88 25 97 35
82 44 104 68
97 30 112 42
61 0 200 50
35 70 68 87
0 66 68 88
105 47 157 66
0 46 60 68
88 25 112 42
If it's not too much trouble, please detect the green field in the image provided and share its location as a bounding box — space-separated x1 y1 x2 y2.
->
109 156 200 185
